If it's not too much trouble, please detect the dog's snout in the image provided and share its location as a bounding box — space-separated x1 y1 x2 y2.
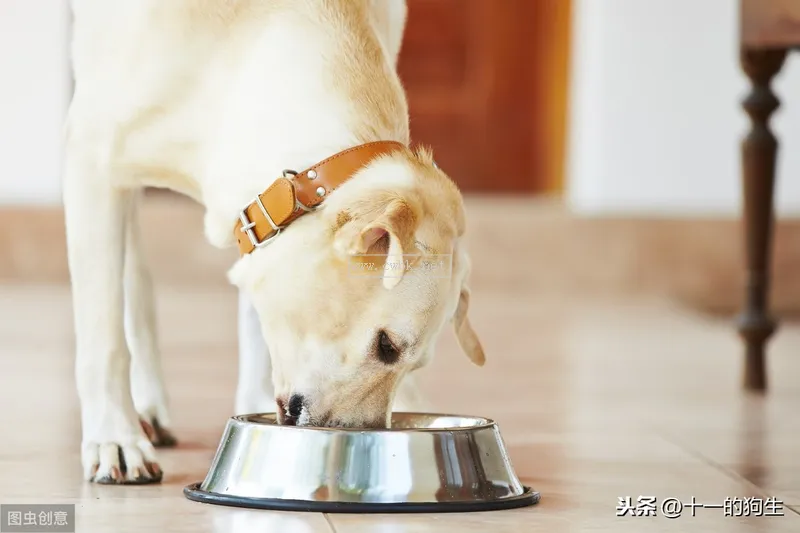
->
288 394 305 418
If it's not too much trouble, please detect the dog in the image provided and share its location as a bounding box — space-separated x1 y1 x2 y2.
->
64 0 485 485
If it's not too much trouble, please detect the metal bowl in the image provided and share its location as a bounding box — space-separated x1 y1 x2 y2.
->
184 412 540 513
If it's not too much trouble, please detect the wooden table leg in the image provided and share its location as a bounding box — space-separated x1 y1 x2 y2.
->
735 47 787 392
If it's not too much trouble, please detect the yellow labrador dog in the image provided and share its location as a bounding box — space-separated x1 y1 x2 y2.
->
65 0 484 485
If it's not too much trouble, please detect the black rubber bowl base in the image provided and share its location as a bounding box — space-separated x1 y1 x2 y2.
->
183 482 540 513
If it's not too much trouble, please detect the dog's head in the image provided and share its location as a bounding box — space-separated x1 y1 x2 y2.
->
228 148 484 428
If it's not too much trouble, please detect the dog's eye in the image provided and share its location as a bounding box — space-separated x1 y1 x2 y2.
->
376 330 400 364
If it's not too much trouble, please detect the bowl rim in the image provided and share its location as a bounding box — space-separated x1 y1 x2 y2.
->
230 411 498 432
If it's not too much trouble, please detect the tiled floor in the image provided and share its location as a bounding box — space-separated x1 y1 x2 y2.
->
0 282 798 532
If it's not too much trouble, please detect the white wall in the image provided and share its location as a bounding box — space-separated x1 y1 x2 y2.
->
565 0 800 217
0 0 71 206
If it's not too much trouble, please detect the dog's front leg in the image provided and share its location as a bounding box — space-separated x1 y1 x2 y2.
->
64 155 161 484
124 193 176 447
234 290 277 414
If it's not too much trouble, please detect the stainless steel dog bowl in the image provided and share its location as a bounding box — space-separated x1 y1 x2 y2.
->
184 412 540 513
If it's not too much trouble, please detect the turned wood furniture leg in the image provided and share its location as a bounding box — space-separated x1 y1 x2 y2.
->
735 47 787 392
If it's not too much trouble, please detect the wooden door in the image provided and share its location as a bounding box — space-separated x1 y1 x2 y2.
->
397 0 571 193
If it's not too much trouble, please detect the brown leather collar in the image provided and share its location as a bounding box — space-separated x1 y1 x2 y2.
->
234 140 406 255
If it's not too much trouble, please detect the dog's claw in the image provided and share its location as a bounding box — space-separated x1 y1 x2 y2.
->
139 417 177 448
145 461 162 478
140 419 156 441
91 464 163 485
129 467 151 483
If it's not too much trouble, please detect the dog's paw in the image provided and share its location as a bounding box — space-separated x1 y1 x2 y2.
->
139 416 177 448
82 439 162 485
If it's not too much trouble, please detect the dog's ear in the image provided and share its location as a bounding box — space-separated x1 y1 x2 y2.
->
452 284 485 366
334 197 418 289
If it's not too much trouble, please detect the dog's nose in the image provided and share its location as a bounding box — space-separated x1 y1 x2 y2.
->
275 394 304 426
288 394 305 418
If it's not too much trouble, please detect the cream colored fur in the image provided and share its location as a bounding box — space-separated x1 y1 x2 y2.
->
65 0 484 485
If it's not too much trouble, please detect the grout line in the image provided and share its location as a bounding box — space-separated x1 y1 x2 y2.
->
656 431 800 517
323 513 339 533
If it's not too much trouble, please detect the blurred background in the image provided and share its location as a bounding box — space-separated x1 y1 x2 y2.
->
4 0 800 314
1 1 799 529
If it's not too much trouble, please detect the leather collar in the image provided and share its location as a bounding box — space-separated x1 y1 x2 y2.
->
234 140 406 256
